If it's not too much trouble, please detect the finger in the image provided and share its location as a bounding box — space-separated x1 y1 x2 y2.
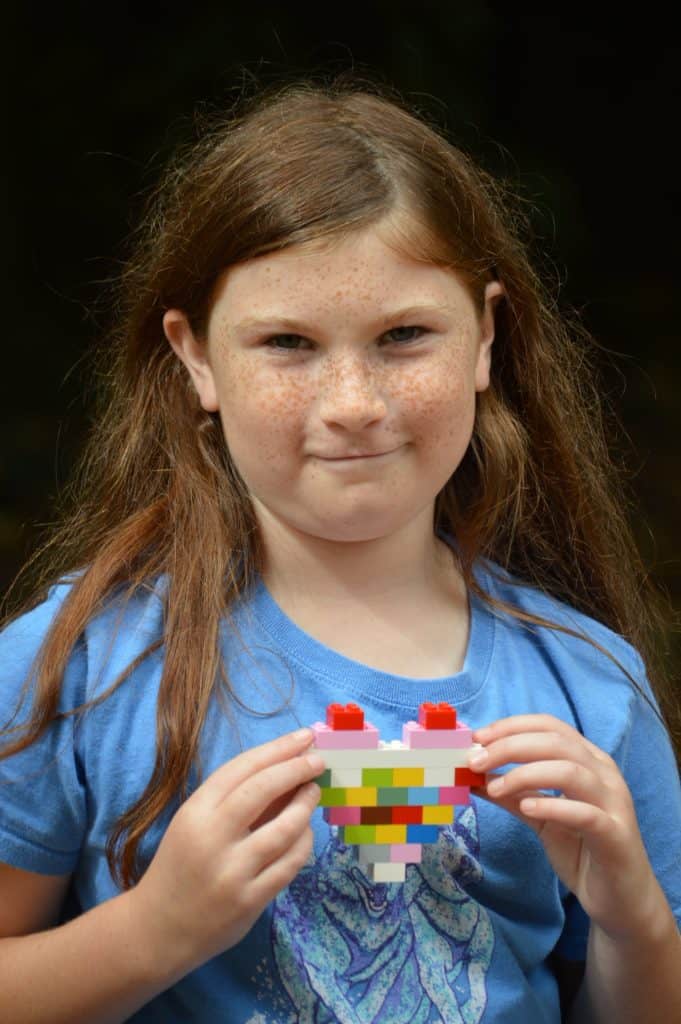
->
473 715 610 765
222 755 323 837
519 795 616 850
486 760 607 809
248 823 315 906
473 781 546 836
469 731 611 778
245 781 321 874
199 728 318 810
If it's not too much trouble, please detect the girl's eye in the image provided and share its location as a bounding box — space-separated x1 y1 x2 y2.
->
382 325 425 345
264 334 307 351
263 326 426 351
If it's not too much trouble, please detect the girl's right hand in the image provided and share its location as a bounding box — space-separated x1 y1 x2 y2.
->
130 728 323 975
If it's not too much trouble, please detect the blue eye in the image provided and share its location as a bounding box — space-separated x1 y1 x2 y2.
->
262 325 426 352
383 325 425 345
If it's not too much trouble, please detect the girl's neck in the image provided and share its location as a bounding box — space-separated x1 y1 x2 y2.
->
256 512 470 678
257 509 464 618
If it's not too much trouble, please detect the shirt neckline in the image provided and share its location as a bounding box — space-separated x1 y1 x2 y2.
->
241 557 495 712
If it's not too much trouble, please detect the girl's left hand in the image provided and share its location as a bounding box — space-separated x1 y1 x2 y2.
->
469 714 667 942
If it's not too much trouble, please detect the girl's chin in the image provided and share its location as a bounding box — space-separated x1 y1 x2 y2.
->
290 515 423 546
253 496 436 547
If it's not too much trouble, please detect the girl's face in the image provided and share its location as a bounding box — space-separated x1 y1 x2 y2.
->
164 223 503 547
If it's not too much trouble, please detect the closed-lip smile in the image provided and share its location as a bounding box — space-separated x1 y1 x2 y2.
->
318 448 397 460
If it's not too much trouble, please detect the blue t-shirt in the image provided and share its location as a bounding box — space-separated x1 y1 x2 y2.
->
1 558 680 1023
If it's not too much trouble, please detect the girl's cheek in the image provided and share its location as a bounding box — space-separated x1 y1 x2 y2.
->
390 352 468 416
217 350 311 421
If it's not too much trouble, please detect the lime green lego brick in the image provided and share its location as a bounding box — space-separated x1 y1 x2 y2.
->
377 787 409 806
342 825 377 844
362 767 394 786
319 787 347 806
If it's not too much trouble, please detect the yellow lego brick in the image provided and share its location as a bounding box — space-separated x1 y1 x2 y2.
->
374 824 408 844
345 786 378 806
392 767 425 786
422 805 454 825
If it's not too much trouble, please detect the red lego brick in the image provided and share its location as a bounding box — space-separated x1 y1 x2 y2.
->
455 767 486 788
418 701 457 730
391 805 423 825
326 702 365 730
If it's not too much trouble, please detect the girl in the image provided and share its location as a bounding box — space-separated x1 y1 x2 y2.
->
1 74 679 1023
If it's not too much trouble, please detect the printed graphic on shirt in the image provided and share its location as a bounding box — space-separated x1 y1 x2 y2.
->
263 805 493 1024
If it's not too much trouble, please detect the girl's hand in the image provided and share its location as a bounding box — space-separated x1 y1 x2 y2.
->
469 714 668 942
131 728 323 975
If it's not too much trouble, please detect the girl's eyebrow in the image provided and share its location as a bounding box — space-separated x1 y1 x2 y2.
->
231 303 456 334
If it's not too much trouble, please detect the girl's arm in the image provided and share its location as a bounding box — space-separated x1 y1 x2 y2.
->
0 879 182 1024
0 727 324 1024
469 715 681 1024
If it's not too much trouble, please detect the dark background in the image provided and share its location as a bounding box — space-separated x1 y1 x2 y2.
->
4 5 680 655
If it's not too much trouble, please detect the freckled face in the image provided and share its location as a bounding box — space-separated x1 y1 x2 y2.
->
172 226 498 545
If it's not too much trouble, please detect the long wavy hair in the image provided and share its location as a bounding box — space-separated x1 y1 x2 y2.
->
1 72 677 888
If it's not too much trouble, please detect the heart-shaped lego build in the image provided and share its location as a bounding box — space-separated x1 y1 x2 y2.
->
311 702 485 883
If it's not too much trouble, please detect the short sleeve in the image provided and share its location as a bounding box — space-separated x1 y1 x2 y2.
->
0 584 87 875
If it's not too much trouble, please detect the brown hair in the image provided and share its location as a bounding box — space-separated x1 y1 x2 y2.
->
2 71 677 888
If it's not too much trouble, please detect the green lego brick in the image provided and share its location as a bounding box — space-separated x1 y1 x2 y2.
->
341 825 377 844
319 787 346 806
377 787 409 806
362 767 394 786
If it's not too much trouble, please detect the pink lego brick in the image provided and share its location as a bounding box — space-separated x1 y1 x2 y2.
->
326 702 365 730
418 702 457 729
323 806 362 825
438 785 471 805
402 721 473 749
390 843 423 863
311 722 380 749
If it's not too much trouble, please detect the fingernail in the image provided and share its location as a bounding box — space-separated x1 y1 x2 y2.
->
487 777 504 796
306 752 326 773
294 727 313 742
468 750 488 769
474 726 492 742
305 782 321 801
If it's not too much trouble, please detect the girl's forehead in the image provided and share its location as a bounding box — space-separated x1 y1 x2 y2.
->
208 225 474 327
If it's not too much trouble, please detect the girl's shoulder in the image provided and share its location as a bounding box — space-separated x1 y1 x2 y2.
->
0 572 168 713
473 558 649 703
2 570 168 643
472 559 671 765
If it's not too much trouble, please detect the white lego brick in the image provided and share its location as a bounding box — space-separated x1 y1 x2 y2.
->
329 767 364 787
369 862 406 883
314 748 369 769
423 766 456 785
316 742 482 771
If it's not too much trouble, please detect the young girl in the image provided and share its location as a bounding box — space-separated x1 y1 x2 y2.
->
1 74 679 1024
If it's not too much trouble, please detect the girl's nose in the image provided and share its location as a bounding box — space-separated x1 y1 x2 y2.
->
317 354 387 430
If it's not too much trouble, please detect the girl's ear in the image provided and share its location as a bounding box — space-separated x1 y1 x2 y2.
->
163 310 220 413
474 281 505 392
